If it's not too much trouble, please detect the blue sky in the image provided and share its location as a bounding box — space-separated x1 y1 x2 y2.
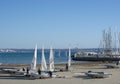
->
0 0 120 49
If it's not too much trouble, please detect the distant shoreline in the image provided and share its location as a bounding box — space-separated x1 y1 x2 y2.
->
0 48 99 53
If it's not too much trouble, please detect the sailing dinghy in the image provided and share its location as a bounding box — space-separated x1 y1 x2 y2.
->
49 47 54 72
85 71 112 78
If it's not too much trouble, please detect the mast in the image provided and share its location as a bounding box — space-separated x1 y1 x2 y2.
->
102 29 106 54
118 32 120 54
114 31 117 54
103 28 112 55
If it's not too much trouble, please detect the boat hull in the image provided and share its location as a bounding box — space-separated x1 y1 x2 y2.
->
72 56 120 61
85 72 112 78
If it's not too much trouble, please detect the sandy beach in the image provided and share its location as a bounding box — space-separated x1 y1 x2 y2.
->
0 62 120 84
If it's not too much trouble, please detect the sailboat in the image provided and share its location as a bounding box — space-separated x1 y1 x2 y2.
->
68 47 71 71
26 45 38 76
40 47 50 78
30 45 37 71
85 71 112 78
41 47 47 71
49 47 54 72
15 45 37 76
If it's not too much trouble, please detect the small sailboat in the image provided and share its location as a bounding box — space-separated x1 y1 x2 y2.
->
49 47 54 72
104 61 120 68
17 45 37 76
40 47 49 78
41 47 47 71
85 71 112 78
30 45 37 71
13 45 37 76
68 47 71 71
26 45 38 76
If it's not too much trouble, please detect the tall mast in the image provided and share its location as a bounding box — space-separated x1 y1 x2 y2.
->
102 29 106 54
118 32 120 54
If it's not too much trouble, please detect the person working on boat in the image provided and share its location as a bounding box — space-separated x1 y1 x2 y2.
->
48 71 52 78
38 68 41 75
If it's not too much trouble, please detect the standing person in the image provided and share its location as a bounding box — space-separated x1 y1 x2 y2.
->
116 61 119 65
26 67 29 75
49 71 52 78
22 68 25 71
38 68 41 75
65 63 68 71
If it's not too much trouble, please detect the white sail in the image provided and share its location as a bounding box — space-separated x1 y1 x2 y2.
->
68 47 71 70
30 45 37 71
49 47 54 72
41 47 47 71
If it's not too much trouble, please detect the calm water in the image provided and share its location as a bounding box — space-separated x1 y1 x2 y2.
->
0 48 99 64
0 49 75 64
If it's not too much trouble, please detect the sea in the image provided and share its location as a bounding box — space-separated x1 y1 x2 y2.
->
0 48 99 65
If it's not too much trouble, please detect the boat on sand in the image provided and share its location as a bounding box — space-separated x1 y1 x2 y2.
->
85 71 112 78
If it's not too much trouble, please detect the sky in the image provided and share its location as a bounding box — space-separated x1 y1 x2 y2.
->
0 0 120 49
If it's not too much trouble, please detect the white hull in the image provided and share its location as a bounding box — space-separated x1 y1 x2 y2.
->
85 71 112 78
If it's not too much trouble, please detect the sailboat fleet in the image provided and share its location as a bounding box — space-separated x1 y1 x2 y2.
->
26 45 71 78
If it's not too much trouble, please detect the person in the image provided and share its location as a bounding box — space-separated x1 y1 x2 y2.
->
65 64 68 71
38 68 41 75
25 67 30 77
49 71 52 78
22 68 25 71
116 61 119 65
26 67 29 75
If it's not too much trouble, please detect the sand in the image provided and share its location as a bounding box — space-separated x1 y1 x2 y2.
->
0 62 120 84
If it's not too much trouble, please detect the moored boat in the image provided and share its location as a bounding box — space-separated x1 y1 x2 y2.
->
71 51 120 62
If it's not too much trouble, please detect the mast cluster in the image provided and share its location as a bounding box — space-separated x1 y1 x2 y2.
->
102 28 120 55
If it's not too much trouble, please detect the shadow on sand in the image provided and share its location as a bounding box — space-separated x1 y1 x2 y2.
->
73 75 104 80
78 67 107 69
0 76 36 80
